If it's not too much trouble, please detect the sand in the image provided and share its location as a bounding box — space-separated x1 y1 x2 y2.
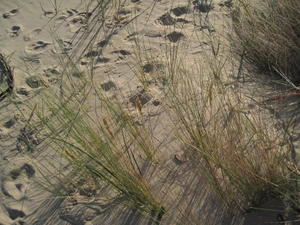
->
0 0 298 224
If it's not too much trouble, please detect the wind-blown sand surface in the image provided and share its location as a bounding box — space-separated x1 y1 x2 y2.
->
0 0 299 225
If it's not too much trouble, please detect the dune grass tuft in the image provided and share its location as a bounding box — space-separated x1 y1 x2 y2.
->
165 47 296 212
27 49 165 221
232 0 300 82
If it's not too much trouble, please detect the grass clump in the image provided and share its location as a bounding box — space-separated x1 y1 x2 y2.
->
29 62 165 222
166 50 295 212
232 0 300 82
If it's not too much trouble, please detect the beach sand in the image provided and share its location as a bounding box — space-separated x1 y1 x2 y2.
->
0 0 298 224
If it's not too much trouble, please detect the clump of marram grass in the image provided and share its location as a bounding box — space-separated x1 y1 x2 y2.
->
21 0 168 221
232 0 300 82
26 54 165 222
165 52 295 212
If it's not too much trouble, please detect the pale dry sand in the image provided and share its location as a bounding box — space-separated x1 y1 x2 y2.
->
0 0 298 225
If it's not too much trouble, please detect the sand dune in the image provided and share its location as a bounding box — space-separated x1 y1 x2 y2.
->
0 0 296 224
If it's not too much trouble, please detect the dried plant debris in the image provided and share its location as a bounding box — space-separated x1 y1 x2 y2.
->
0 54 14 102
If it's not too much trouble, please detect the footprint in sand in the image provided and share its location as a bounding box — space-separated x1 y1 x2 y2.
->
26 40 51 53
57 39 73 52
16 126 39 153
56 9 90 22
158 13 176 26
2 163 35 202
95 57 110 64
171 6 189 16
112 8 132 25
16 87 30 97
3 9 18 19
3 118 16 129
112 49 131 60
84 50 101 58
43 67 60 77
43 67 61 84
25 76 44 89
157 13 189 26
193 0 214 13
166 31 184 43
101 81 117 91
80 49 110 65
97 39 108 48
67 13 90 32
129 89 152 107
2 180 26 201
5 206 26 220
112 49 131 56
41 9 56 18
142 62 164 74
63 9 79 17
7 25 22 38
9 163 35 179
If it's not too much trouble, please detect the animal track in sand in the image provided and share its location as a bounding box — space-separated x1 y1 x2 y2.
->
95 57 110 64
143 63 155 73
129 89 152 107
16 126 40 153
26 40 51 53
41 10 56 18
5 206 26 220
3 118 16 129
142 62 164 73
67 14 89 32
111 50 131 56
219 0 233 8
171 6 189 16
101 81 117 91
57 39 73 52
43 67 61 84
166 31 184 43
3 9 18 19
112 49 131 60
44 67 60 77
7 25 22 38
25 76 43 89
97 39 108 48
81 49 110 64
193 0 214 13
152 99 161 106
16 87 30 96
2 163 35 202
158 13 176 26
84 50 101 58
62 9 79 17
10 163 35 179
2 180 26 201
157 13 189 26
71 71 84 78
